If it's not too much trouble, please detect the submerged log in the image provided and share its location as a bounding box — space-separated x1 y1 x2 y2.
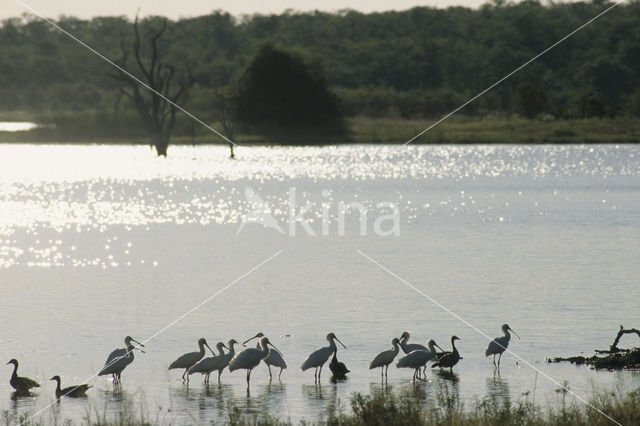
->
602 325 640 354
548 326 640 370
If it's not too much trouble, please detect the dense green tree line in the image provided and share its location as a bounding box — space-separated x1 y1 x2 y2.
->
1 0 639 126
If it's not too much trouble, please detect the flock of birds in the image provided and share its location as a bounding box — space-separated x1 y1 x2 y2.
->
6 324 519 398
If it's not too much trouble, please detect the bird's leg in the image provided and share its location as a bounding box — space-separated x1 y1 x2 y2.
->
268 364 272 379
218 370 222 382
246 369 251 385
318 365 323 380
492 354 497 368
497 353 502 369
279 368 283 379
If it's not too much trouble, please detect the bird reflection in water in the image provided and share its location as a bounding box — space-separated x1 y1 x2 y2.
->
97 387 139 421
221 380 287 420
198 382 234 412
302 382 324 401
485 371 511 409
432 369 460 410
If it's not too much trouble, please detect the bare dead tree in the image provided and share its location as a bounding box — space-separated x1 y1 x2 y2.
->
213 82 237 159
112 16 194 157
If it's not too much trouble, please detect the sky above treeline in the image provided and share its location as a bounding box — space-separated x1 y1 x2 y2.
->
5 0 496 21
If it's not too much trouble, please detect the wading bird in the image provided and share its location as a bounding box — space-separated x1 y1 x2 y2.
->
301 333 347 381
369 338 401 379
98 336 145 385
169 338 215 383
188 341 228 385
213 339 240 382
244 332 287 379
432 336 461 372
6 359 40 393
396 340 443 381
329 350 349 377
229 336 278 386
486 324 520 368
399 331 427 354
50 375 91 398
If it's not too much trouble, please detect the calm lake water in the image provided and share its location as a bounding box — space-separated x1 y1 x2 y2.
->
1 143 639 424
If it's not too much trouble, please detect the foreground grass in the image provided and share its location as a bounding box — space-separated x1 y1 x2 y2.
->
326 388 640 426
1 113 639 145
4 388 639 426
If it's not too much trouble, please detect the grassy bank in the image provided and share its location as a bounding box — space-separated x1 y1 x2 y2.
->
5 387 640 425
1 113 639 145
347 116 640 144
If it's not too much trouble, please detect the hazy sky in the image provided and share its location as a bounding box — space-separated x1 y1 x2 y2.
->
5 0 487 21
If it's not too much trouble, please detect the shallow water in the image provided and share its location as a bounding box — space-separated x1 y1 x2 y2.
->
1 143 639 424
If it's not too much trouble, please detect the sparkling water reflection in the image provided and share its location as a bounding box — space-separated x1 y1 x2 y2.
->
1 144 639 424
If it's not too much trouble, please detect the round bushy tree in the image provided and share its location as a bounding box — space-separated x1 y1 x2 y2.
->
235 44 348 143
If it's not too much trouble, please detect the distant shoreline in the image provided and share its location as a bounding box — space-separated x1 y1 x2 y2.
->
1 116 639 145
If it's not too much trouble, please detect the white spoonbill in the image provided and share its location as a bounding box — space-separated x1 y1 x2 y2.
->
98 336 145 385
244 332 287 379
300 333 346 381
396 339 443 381
229 336 278 385
169 338 215 383
369 337 401 379
485 324 520 368
188 341 228 385
213 339 240 382
399 331 427 354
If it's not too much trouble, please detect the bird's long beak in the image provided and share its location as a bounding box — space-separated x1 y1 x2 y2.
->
205 343 215 355
510 328 521 339
335 337 347 350
134 346 146 354
243 334 260 345
435 343 444 352
268 342 280 353
132 338 145 348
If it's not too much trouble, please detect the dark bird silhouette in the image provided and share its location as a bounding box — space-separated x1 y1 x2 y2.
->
7 359 40 393
229 336 278 386
369 337 401 379
244 333 287 379
396 339 443 381
301 332 347 382
399 331 427 354
432 336 462 372
485 324 520 368
169 338 215 383
50 375 91 398
329 350 349 377
98 336 145 385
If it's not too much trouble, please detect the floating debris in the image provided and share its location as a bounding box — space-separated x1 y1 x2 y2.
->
549 325 640 370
